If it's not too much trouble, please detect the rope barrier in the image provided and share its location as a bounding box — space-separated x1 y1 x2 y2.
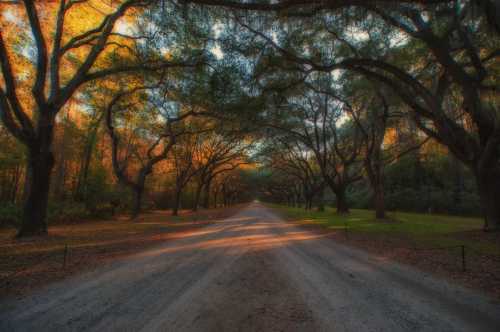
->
410 245 464 251
341 224 500 272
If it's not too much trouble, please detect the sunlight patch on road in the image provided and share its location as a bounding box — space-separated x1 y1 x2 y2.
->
132 223 333 258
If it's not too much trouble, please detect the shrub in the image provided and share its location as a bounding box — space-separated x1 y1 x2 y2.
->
348 187 371 209
0 202 22 228
47 201 89 224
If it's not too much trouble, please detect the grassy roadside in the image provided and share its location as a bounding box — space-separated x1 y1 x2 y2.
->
269 205 500 255
0 205 242 298
269 204 500 298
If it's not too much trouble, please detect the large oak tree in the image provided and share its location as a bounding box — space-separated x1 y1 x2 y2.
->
0 0 202 236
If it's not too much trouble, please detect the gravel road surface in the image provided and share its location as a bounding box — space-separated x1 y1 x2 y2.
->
1 203 499 331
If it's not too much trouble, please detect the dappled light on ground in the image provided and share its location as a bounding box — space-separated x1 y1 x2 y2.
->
2 203 499 332
0 205 245 297
133 218 334 258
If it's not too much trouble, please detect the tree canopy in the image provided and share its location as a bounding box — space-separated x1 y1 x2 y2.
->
0 0 499 236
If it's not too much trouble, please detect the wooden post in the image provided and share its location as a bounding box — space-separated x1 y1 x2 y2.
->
461 245 466 272
63 244 68 269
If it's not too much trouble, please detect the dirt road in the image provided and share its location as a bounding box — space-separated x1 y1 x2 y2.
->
1 203 499 331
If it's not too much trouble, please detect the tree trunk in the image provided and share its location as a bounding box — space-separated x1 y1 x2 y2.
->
131 186 144 220
367 150 386 219
18 112 56 238
129 168 150 220
306 197 312 210
222 184 227 207
336 189 349 214
53 112 70 200
476 167 500 231
452 156 464 206
18 149 55 237
172 188 181 216
10 165 22 203
295 192 301 208
316 187 325 212
213 188 218 208
192 182 203 212
304 186 313 210
374 182 385 219
203 178 211 209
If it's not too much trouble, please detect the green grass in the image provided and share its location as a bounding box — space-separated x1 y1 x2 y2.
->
269 204 500 256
